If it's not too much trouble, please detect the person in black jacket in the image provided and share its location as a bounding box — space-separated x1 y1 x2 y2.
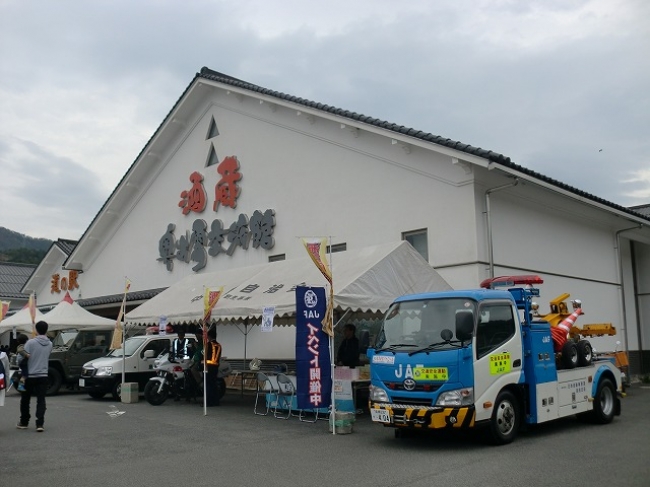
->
336 324 360 367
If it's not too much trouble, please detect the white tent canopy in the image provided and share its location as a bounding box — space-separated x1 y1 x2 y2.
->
126 241 452 326
40 292 116 330
0 307 47 334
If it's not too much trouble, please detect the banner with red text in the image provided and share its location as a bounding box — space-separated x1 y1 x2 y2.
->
295 286 331 411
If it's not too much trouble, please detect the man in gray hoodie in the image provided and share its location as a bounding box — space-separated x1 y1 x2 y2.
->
17 320 53 432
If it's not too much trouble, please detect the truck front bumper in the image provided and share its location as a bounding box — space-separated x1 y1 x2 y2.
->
79 375 114 394
370 402 475 430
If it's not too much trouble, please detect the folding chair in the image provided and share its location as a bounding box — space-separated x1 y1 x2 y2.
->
254 372 277 416
273 372 295 419
299 407 322 423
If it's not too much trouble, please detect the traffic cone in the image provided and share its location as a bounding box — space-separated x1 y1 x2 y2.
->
551 308 583 352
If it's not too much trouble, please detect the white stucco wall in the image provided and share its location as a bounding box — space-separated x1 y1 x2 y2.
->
77 91 478 299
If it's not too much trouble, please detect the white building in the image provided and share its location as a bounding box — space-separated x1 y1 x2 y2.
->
20 67 650 374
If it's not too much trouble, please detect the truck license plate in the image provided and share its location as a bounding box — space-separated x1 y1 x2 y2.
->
79 378 85 387
371 408 391 423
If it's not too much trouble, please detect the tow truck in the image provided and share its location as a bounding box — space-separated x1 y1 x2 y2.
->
368 275 623 444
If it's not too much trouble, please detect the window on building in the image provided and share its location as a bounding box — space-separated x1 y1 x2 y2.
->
326 243 347 253
269 254 286 262
402 229 428 261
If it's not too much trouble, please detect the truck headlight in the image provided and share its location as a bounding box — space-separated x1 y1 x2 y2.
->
95 366 113 377
369 384 389 403
436 387 474 407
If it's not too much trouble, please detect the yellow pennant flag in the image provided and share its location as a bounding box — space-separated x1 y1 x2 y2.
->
28 292 36 324
203 286 224 324
27 292 37 337
110 279 131 349
302 238 332 283
322 286 334 337
0 301 10 321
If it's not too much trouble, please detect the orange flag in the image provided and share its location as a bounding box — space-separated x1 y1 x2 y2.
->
302 238 332 284
302 238 334 336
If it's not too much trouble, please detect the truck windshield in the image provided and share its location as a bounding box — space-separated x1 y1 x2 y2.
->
106 337 147 357
375 298 476 351
52 330 78 348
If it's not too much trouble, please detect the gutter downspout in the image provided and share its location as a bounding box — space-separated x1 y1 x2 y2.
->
630 242 644 374
615 224 643 358
485 178 519 278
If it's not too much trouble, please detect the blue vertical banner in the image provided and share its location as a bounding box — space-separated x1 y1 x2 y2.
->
295 286 331 411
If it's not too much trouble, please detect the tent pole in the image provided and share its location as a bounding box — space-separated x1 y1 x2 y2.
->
244 317 248 369
203 321 208 416
328 236 336 435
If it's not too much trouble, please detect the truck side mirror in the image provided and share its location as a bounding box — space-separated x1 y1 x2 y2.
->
455 311 474 342
144 350 155 358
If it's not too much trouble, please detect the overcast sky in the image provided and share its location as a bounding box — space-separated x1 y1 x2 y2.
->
1 0 648 240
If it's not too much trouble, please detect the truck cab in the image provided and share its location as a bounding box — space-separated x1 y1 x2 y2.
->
47 328 114 395
368 276 622 444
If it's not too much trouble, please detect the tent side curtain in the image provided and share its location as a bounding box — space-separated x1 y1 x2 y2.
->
125 241 452 326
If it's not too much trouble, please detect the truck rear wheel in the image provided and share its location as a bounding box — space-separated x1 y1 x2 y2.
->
577 340 593 367
561 341 578 369
488 390 520 445
46 367 63 396
590 378 616 424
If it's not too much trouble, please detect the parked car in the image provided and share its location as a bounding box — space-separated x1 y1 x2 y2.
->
79 334 195 400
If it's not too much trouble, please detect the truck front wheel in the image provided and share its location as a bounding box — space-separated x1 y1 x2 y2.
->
590 378 616 424
46 367 63 396
111 381 122 401
488 391 520 445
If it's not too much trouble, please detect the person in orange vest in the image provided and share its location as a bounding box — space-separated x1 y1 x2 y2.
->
205 327 222 406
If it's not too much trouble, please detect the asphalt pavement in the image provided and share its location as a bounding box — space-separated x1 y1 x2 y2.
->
1 384 649 487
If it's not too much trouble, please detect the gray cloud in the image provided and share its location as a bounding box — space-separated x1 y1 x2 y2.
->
0 0 648 240
0 137 105 239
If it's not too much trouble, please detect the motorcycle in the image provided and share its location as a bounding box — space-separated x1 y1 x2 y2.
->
144 353 231 406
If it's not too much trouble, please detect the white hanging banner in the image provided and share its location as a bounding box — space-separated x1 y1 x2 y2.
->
159 315 168 335
261 306 275 332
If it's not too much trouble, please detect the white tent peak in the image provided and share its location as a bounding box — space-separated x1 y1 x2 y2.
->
0 306 47 334
40 294 116 331
126 240 452 326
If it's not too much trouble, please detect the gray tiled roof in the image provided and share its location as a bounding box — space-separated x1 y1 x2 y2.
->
55 239 77 255
76 287 166 308
630 204 650 217
198 67 650 224
0 262 35 299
